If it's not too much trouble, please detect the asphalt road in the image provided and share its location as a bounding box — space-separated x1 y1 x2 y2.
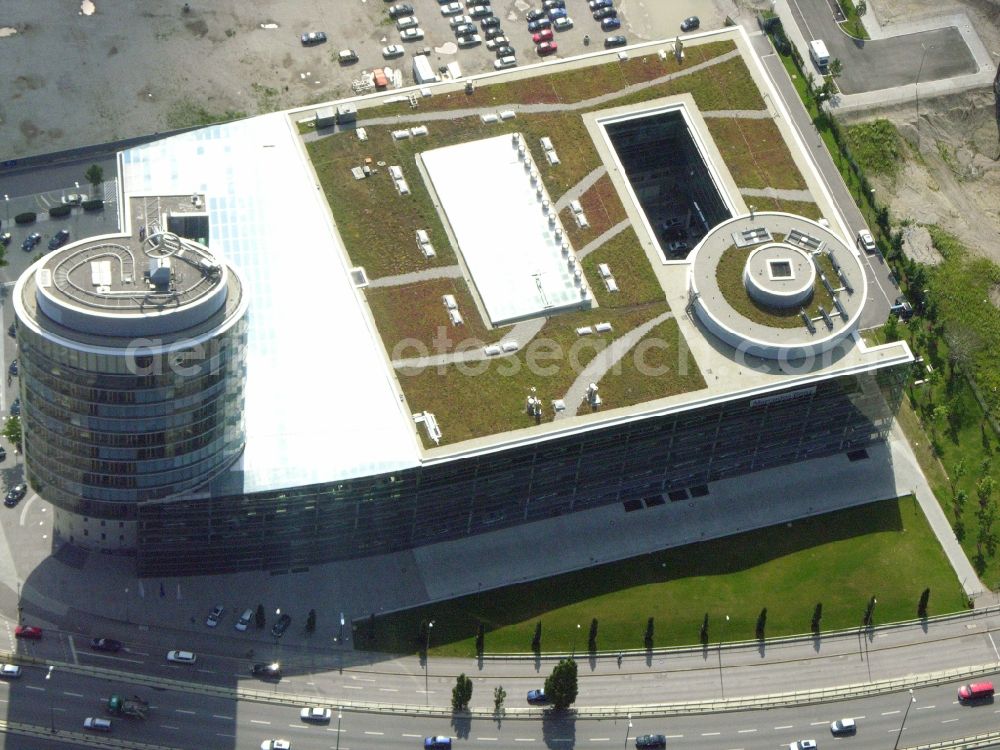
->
784 0 978 94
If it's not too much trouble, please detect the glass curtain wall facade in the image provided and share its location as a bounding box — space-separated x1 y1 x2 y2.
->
137 365 906 576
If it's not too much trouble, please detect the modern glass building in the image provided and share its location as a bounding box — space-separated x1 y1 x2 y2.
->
12 196 248 550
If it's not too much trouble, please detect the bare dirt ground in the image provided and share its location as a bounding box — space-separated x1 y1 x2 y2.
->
846 0 1000 264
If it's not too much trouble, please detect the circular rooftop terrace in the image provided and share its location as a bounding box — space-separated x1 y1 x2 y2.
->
689 212 867 361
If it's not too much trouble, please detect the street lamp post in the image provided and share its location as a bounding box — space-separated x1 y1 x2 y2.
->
572 623 581 658
424 620 434 704
45 666 54 732
3 194 8 225
717 615 730 697
16 581 22 626
623 714 632 750
124 587 129 623
893 689 916 750
335 708 343 750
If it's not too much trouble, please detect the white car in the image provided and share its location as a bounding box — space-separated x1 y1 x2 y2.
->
166 650 197 664
830 718 856 736
440 2 463 15
300 706 333 723
396 15 419 30
0 664 21 678
206 604 224 627
61 193 88 205
457 34 482 47
400 27 425 41
856 229 877 254
789 742 817 750
261 741 291 750
382 44 405 58
553 16 573 30
449 14 473 27
494 55 517 70
486 36 509 50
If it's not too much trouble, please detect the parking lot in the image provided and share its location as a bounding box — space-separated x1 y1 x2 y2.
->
0 0 728 162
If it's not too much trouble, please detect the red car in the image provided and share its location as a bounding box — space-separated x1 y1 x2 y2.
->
532 28 553 43
536 40 558 56
15 626 42 640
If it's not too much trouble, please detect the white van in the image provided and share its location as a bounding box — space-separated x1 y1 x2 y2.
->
235 608 254 632
494 55 517 70
84 717 112 732
808 39 829 71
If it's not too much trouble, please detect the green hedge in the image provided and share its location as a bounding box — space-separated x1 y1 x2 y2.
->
48 204 72 218
82 199 104 212
13 212 36 225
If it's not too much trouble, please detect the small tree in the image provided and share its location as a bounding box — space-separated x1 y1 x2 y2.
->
587 618 598 652
544 658 578 711
84 164 104 196
644 617 654 649
755 608 767 640
699 613 709 645
476 622 485 656
306 609 316 633
2 416 22 453
255 604 266 630
811 602 823 633
452 673 473 711
977 476 995 509
917 588 931 618
493 685 506 715
856 0 867 16
828 57 844 79
531 621 542 654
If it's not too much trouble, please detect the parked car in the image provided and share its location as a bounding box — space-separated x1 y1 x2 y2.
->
424 738 452 750
604 34 627 47
400 27 425 40
9 398 20 417
388 3 414 18
495 45 515 58
235 607 254 631
457 34 482 47
494 55 518 69
0 232 10 246
206 604 225 627
61 193 88 205
450 14 473 27
166 650 197 663
532 28 553 43
14 625 42 640
680 15 700 31
600 16 621 30
300 31 327 46
260 741 291 750
0 447 7 462
480 15 500 28
526 688 549 704
589 0 613 8
251 662 282 680
91 638 123 653
383 44 405 58
788 742 817 750
890 295 913 320
528 17 551 31
300 706 332 723
830 719 857 736
548 7 567 19
593 7 617 19
526 8 547 21
396 15 419 30
0 664 21 678
48 228 70 250
856 229 877 253
440 1 463 14
484 26 505 40
338 49 359 64
536 40 558 55
486 36 509 49
667 240 690 254
5 484 27 508
542 0 565 8
21 232 41 252
271 613 292 637
84 717 112 732
634 736 666 749
8 359 16 377
469 5 492 18
453 22 476 36
553 16 573 30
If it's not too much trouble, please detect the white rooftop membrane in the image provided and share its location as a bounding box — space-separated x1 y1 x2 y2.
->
421 134 592 325
121 114 422 492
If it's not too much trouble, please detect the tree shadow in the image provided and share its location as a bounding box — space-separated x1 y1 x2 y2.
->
757 639 766 658
450 712 472 740
542 710 576 750
811 630 821 653
588 651 597 672
477 653 484 672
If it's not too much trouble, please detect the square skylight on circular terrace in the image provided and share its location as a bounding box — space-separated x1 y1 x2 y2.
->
420 133 593 327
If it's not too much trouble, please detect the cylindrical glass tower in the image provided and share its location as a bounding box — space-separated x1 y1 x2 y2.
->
13 222 248 552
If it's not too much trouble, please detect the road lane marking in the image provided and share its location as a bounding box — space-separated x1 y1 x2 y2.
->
176 709 196 714
216 733 236 738
665 735 684 739
251 720 272 725
916 705 935 710
352 677 376 682
990 633 1000 661
774 726 793 730
212 714 233 720
63 692 84 698
68 635 78 665
403 734 423 738
160 724 179 730
24 686 44 692
378 687 399 692
738 729 757 734
942 718 959 723
882 710 900 716
341 684 363 690
364 731 384 735
588 738 609 742
701 732 720 736
478 737 498 741
810 721 828 726
514 739 536 742
88 654 146 664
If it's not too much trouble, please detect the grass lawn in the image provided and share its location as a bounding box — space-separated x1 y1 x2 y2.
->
364 278 505 357
595 316 706 406
745 196 824 221
716 244 836 328
398 302 671 446
607 56 765 112
580 227 665 309
560 173 625 249
706 118 808 191
356 496 966 656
